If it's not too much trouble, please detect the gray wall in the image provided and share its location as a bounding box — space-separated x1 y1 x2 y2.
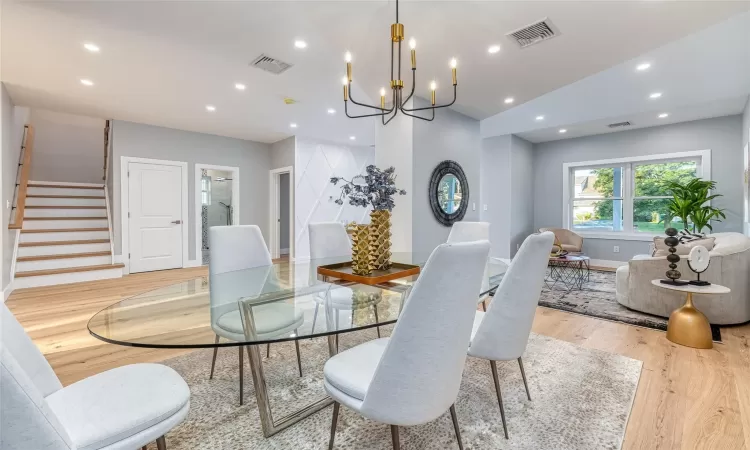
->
480 135 511 258
271 136 295 170
111 120 272 261
509 135 535 257
533 115 744 261
279 172 290 252
29 109 105 184
412 99 481 254
743 96 749 150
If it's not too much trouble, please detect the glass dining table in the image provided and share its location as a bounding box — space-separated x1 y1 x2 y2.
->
88 252 508 437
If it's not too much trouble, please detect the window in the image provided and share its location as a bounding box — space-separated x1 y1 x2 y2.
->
201 175 212 206
564 151 709 238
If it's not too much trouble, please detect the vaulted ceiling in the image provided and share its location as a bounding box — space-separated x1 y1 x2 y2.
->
2 1 748 146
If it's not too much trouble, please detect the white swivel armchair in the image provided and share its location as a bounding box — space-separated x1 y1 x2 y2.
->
468 231 554 438
447 221 491 310
324 240 491 450
309 223 382 345
1 304 190 450
208 225 304 405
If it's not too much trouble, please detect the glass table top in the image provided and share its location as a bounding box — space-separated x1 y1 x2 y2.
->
88 252 508 349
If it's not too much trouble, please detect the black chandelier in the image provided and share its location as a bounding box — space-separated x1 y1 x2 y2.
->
342 0 458 124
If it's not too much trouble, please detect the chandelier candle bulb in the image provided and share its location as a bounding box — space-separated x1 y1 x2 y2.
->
450 58 457 85
430 81 437 105
409 38 416 69
342 77 349 101
380 87 386 109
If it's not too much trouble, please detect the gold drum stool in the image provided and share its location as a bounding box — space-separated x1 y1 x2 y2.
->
650 280 730 349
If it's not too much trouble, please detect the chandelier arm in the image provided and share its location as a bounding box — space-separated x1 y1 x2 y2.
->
382 89 399 125
383 106 400 125
345 101 392 119
348 83 391 111
401 108 435 122
400 69 417 107
400 85 457 112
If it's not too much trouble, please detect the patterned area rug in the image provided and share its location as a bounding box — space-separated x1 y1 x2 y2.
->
539 269 721 342
150 326 642 450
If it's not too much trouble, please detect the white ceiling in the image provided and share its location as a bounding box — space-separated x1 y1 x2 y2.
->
2 1 749 147
483 10 750 143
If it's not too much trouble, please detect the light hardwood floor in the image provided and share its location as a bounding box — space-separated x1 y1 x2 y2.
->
6 265 750 450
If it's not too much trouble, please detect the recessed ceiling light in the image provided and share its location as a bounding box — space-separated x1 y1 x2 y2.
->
294 40 307 49
290 123 298 128
658 113 669 118
349 136 356 141
80 79 94 86
535 115 545 121
327 108 336 115
559 129 567 133
636 62 651 71
504 97 514 104
649 92 662 99
205 105 216 112
235 83 246 91
488 45 501 54
83 43 100 53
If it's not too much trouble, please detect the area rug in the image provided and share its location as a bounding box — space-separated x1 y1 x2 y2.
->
149 326 642 450
539 269 721 342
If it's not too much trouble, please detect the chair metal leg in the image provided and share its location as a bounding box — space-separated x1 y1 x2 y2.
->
294 338 303 377
490 360 509 439
373 305 381 338
141 446 148 450
239 346 244 406
390 425 400 450
266 343 271 358
209 335 220 379
449 404 464 450
156 436 167 450
518 357 532 401
481 300 487 312
328 401 340 450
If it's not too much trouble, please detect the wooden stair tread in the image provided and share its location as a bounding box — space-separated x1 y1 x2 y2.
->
15 263 124 278
26 195 105 199
25 206 106 209
21 228 109 234
19 239 110 247
27 183 103 190
17 251 111 262
23 217 107 221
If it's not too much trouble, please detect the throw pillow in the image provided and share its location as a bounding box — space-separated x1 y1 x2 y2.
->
652 236 716 257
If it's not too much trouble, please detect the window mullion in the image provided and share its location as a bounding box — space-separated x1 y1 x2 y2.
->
623 163 634 233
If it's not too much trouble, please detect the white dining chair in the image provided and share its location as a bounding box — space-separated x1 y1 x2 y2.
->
468 231 554 438
208 225 304 406
324 240 491 450
1 304 190 450
447 221 492 310
309 223 382 346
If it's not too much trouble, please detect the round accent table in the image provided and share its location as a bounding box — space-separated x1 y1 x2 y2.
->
651 280 730 349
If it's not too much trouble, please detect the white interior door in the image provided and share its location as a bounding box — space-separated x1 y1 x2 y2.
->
128 162 183 273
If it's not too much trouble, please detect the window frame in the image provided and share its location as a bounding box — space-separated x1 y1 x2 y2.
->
562 150 711 241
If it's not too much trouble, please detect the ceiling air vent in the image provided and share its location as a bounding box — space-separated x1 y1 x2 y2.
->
506 18 560 49
250 54 293 75
608 121 632 129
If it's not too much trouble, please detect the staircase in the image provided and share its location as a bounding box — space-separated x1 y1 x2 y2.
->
12 181 124 289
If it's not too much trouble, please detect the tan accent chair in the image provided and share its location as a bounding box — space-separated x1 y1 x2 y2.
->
538 228 584 253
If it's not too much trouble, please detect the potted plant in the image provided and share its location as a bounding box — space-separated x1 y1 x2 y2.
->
331 165 407 274
663 178 726 233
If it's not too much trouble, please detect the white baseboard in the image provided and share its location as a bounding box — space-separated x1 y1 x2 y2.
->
3 283 13 302
186 260 203 268
588 259 628 269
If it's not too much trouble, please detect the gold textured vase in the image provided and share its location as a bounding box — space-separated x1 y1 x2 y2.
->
369 210 392 270
350 224 372 275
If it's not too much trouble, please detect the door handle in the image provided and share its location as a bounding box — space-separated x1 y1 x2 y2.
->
171 220 182 224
